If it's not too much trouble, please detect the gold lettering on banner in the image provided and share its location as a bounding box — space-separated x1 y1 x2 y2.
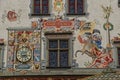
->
43 19 74 29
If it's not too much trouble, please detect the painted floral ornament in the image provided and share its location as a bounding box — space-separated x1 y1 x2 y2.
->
7 10 17 22
2 9 22 23
103 22 113 31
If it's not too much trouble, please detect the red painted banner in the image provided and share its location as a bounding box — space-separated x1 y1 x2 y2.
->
43 19 74 29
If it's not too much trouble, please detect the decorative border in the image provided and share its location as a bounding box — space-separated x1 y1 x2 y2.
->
0 45 5 71
7 28 41 72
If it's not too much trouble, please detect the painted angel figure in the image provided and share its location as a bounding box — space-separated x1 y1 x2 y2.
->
101 5 113 20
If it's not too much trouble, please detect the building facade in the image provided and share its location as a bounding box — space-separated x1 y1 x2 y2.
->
0 0 120 80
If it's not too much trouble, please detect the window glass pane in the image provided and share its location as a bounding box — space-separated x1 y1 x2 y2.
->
60 50 68 67
35 0 40 5
34 49 40 62
48 37 70 68
49 50 58 67
42 0 49 14
68 0 75 14
60 40 68 48
34 6 40 14
49 40 58 48
77 0 83 14
33 0 50 15
34 0 40 14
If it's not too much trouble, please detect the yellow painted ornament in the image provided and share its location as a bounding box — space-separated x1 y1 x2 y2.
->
54 0 63 13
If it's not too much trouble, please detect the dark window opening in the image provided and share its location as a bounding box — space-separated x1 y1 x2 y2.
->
67 0 85 15
118 48 120 66
47 39 70 69
31 0 50 16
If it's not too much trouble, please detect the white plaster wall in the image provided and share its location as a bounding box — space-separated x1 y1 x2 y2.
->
0 0 120 68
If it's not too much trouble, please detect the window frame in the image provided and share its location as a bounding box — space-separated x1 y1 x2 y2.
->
66 0 86 16
45 32 73 69
118 0 120 8
117 47 120 67
30 0 52 16
112 40 120 68
48 39 69 68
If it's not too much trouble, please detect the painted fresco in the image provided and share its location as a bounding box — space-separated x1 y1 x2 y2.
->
54 0 64 13
75 5 114 68
2 9 22 23
42 18 74 32
0 0 120 79
7 29 41 73
75 28 113 68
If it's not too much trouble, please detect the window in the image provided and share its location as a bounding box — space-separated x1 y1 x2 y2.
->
45 33 72 68
67 0 85 15
48 39 69 68
31 0 50 16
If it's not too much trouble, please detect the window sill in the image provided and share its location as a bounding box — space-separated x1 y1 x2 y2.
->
46 67 71 69
66 13 86 16
31 14 50 16
117 66 120 68
0 43 4 45
113 41 120 44
45 32 73 35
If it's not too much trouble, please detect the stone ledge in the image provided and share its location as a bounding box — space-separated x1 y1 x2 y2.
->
0 68 106 76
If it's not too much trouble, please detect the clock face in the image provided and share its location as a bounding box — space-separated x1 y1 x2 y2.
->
17 47 32 63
